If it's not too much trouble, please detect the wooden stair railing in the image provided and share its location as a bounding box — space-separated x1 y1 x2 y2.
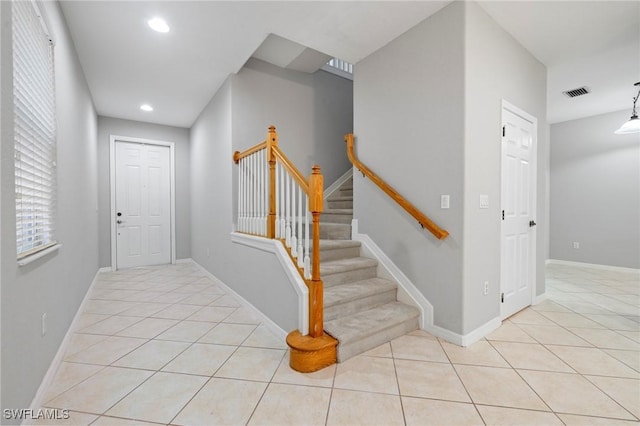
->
233 126 337 372
345 133 449 240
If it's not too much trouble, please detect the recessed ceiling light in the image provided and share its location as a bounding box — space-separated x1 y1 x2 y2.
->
140 104 153 112
147 17 169 33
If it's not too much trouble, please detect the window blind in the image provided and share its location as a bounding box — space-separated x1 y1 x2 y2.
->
12 0 58 259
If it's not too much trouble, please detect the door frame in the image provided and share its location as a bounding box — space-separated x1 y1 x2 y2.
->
500 100 538 319
109 135 176 270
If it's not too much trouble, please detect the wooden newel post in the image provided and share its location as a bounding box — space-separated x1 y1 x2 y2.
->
266 126 278 239
308 165 324 338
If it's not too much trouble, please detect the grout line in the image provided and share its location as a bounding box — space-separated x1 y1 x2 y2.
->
389 340 410 426
39 263 639 424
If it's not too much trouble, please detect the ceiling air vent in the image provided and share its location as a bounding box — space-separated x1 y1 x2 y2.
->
563 86 590 98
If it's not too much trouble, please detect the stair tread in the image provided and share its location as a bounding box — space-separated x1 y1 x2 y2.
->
322 209 353 215
319 240 361 250
320 222 351 228
328 196 353 201
324 277 397 307
321 257 378 275
325 302 419 344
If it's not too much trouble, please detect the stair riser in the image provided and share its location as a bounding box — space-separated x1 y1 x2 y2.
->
320 226 351 240
336 316 419 362
323 266 377 287
327 200 353 209
320 247 360 262
324 289 397 321
340 189 353 197
321 214 352 224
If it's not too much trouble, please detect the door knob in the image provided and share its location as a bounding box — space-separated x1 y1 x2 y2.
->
529 220 537 227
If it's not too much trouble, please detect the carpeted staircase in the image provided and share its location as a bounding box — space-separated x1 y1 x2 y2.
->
319 176 419 362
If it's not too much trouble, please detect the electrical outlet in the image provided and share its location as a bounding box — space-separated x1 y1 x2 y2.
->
41 312 47 336
483 281 489 296
573 242 580 249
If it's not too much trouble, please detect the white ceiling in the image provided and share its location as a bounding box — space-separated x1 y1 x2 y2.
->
478 1 640 124
59 1 640 128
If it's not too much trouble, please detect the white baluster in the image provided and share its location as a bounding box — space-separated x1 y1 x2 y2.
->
254 152 259 234
244 156 249 233
262 149 266 235
237 158 241 232
279 163 285 239
297 186 303 268
238 158 246 232
304 194 310 279
251 153 256 234
256 151 260 235
285 170 291 247
275 160 280 238
258 150 263 235
291 175 297 257
263 149 268 236
244 157 249 233
264 149 269 235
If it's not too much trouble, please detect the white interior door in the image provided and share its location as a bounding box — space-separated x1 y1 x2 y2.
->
115 141 171 269
501 104 537 319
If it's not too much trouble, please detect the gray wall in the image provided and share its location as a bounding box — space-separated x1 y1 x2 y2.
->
353 1 548 336
463 1 548 333
353 2 466 333
1 1 99 416
96 116 191 267
190 78 299 331
233 58 353 186
0 1 4 408
550 110 640 268
190 62 354 332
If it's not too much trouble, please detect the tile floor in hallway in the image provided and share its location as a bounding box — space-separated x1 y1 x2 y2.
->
33 261 639 425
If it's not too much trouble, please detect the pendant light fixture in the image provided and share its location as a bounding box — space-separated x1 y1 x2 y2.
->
615 82 640 134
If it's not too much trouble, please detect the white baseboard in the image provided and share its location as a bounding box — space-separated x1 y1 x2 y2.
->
425 316 501 347
175 258 193 264
98 266 112 273
324 168 353 202
28 268 104 421
534 292 548 305
188 257 288 342
230 232 308 335
547 259 640 273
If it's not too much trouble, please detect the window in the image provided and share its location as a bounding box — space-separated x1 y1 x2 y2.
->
12 0 58 260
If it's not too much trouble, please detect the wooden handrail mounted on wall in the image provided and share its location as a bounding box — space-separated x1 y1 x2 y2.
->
344 133 449 240
233 126 337 372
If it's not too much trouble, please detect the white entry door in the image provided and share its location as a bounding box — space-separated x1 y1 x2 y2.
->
115 141 171 269
500 104 537 319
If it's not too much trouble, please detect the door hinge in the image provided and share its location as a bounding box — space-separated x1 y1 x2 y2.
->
502 210 505 220
502 125 506 137
501 292 504 303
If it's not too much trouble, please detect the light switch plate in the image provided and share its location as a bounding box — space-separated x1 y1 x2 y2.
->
479 194 489 209
441 195 450 209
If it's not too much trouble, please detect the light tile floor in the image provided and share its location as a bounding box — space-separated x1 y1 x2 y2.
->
34 262 639 425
